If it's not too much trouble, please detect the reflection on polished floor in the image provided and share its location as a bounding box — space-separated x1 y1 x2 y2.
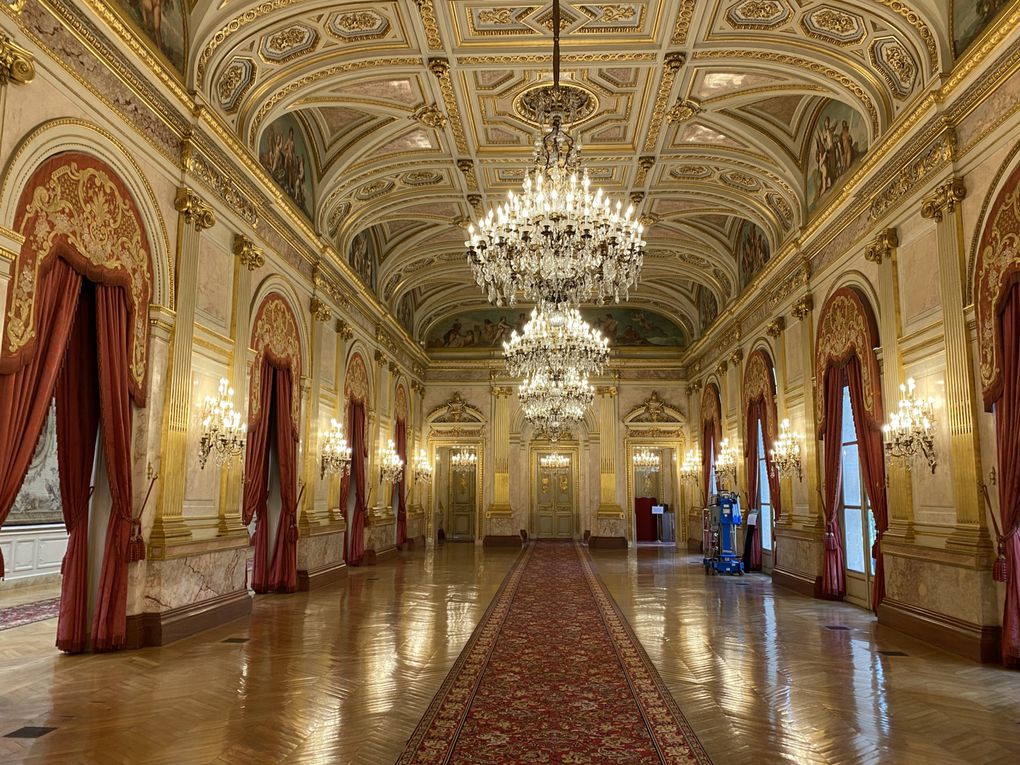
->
1 544 1018 765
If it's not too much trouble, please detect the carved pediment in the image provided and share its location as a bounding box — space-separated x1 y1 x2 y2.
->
427 392 486 424
624 391 685 426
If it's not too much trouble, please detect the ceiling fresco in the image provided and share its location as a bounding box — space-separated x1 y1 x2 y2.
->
184 0 954 345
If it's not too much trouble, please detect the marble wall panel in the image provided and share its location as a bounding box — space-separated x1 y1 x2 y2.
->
141 547 248 613
884 551 1000 625
897 225 942 330
297 531 344 572
775 534 822 578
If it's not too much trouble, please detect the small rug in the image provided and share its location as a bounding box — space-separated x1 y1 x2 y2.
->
0 597 60 631
398 541 712 764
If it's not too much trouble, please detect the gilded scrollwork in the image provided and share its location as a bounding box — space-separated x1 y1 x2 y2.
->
249 292 302 425
394 383 408 422
345 352 370 403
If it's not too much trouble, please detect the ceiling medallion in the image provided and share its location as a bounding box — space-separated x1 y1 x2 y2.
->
513 82 599 128
464 0 646 313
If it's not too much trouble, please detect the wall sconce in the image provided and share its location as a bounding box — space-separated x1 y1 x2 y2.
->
197 378 246 470
413 448 433 484
714 438 738 490
882 377 937 473
540 453 570 472
451 446 477 472
770 418 803 481
320 418 352 479
633 447 660 472
379 439 405 484
679 449 701 484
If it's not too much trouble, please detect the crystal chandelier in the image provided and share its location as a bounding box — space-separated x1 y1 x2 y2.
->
464 0 645 312
320 418 352 479
197 378 246 470
519 367 594 432
679 449 701 484
540 453 570 472
770 418 803 481
714 438 738 490
451 447 477 472
413 448 433 484
882 378 937 473
379 439 404 484
503 307 609 379
633 447 660 472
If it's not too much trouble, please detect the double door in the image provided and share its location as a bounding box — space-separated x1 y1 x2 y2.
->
447 466 476 540
533 454 575 538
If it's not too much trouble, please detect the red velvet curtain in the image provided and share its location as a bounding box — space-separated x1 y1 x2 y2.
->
91 284 137 651
395 418 407 546
846 355 889 613
0 259 83 576
55 282 99 653
821 366 846 599
995 286 1020 667
243 357 275 592
744 400 763 571
267 365 298 593
702 420 715 506
348 400 368 566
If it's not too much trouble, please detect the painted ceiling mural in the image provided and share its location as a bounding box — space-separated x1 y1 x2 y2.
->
116 0 186 71
426 307 686 350
186 0 953 343
258 112 315 217
736 220 770 291
954 1 1011 56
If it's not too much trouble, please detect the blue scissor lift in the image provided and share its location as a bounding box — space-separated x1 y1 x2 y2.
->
702 491 744 576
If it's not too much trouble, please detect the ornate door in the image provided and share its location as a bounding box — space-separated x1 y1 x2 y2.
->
448 466 476 540
534 456 575 538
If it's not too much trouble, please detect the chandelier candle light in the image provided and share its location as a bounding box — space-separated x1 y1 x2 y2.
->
197 378 246 470
882 377 937 473
320 418 352 479
540 453 570 472
379 439 405 484
770 418 803 481
679 449 701 484
414 448 433 484
519 367 594 433
633 447 661 472
503 307 609 379
464 0 645 312
714 438 738 490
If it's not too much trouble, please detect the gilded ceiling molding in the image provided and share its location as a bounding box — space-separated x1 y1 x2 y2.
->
670 0 696 45
870 0 939 73
428 58 468 154
196 0 302 87
665 98 700 124
863 228 899 263
181 137 258 225
0 31 34 85
457 158 478 190
920 177 967 222
233 233 265 270
412 0 443 50
642 51 686 152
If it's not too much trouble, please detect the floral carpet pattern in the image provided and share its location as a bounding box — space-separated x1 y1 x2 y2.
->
0 597 60 631
398 541 712 764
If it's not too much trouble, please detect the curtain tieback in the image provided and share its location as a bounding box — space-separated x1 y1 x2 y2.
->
127 476 157 563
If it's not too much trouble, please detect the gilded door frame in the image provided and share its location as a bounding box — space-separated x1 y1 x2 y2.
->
624 436 686 544
427 434 485 542
529 443 580 539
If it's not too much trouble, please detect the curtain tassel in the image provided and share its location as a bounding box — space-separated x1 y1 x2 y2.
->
981 482 1007 583
127 522 146 563
993 541 1007 583
824 530 837 551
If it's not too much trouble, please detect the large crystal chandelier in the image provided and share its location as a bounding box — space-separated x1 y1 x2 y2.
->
519 367 594 432
633 448 661 472
540 453 570 472
714 438 738 490
503 307 609 378
770 418 803 481
464 0 645 313
679 449 701 484
197 378 246 470
882 378 937 473
451 447 477 472
320 418 352 479
379 439 404 484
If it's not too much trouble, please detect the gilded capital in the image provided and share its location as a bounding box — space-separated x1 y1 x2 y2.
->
0 32 34 86
388 360 399 374
232 233 264 270
920 177 966 222
174 187 216 230
728 348 743 366
863 228 899 264
335 318 354 339
374 348 387 365
766 317 785 338
715 360 728 376
596 385 618 397
310 296 331 322
491 385 514 397
792 293 814 321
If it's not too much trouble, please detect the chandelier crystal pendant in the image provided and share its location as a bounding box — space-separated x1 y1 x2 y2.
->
882 377 937 473
379 439 405 484
197 378 246 470
464 0 646 312
519 366 594 433
770 418 803 481
539 453 570 472
633 447 661 472
451 447 478 472
503 307 609 379
714 438 739 490
320 418 353 479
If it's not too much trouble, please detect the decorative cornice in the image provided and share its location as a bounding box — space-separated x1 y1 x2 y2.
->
766 317 785 338
174 187 216 230
792 294 814 321
0 31 34 85
310 297 331 323
869 122 956 222
232 234 264 271
863 228 899 263
920 177 967 222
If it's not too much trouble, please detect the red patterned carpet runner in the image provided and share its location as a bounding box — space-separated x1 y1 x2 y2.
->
0 597 60 631
399 541 712 764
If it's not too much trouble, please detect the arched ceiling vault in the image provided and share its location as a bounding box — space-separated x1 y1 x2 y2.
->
188 0 951 344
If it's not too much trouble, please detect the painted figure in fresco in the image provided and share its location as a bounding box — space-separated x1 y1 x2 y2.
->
138 0 164 48
599 313 619 342
739 224 770 288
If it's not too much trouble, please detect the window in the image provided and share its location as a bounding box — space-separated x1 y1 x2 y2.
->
756 421 772 551
840 385 876 575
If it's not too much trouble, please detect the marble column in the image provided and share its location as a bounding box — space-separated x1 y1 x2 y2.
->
218 234 263 538
149 188 216 558
484 385 515 543
592 385 626 547
864 228 915 542
920 178 988 552
791 293 823 528
332 319 353 524
300 297 332 530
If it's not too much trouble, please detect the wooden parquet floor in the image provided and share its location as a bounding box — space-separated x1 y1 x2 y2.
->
0 544 1018 764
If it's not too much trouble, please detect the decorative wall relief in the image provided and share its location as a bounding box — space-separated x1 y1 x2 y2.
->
258 112 314 216
806 99 869 210
736 220 770 289
345 352 370 404
115 0 187 71
701 382 722 446
249 292 302 427
395 383 408 422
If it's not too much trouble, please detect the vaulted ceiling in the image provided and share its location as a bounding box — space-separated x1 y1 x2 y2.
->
188 0 952 345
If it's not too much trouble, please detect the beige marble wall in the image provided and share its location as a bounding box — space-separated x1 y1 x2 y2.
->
297 531 344 573
141 547 248 613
